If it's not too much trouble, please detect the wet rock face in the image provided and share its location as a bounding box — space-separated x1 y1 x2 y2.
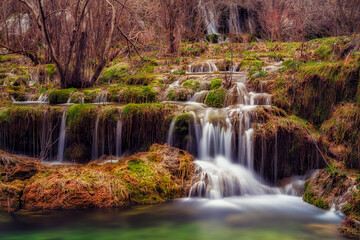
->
253 127 324 184
0 145 196 211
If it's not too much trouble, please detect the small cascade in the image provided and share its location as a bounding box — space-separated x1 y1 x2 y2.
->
38 92 49 103
190 90 208 103
116 120 122 158
94 92 108 104
167 117 176 146
189 157 279 199
274 133 278 184
92 116 100 161
187 62 218 73
165 60 294 199
57 111 67 162
198 109 233 160
199 2 218 35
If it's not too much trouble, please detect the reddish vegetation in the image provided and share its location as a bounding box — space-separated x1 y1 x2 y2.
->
0 145 196 211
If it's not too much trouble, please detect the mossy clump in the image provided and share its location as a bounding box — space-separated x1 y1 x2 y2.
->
108 85 156 103
321 103 360 169
45 64 56 80
48 88 76 104
206 88 226 108
69 92 84 104
210 78 222 90
83 89 101 103
100 63 129 83
183 79 200 92
167 88 192 102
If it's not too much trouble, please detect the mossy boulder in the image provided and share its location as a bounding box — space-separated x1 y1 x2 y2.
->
206 88 226 108
100 63 129 83
48 88 76 104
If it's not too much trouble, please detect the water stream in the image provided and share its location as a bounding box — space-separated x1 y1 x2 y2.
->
57 111 67 162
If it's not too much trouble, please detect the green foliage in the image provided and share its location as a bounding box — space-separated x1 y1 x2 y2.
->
313 38 336 61
206 34 219 43
110 85 156 103
83 89 101 103
48 88 76 104
314 198 329 210
210 78 222 90
206 88 226 108
100 63 129 83
45 64 56 80
183 79 200 91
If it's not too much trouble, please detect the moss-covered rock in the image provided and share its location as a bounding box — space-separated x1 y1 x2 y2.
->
206 88 226 108
108 85 156 103
48 88 76 104
253 106 326 183
0 145 196 211
321 103 360 169
100 63 129 83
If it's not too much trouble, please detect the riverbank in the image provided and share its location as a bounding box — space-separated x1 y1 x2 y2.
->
0 144 196 211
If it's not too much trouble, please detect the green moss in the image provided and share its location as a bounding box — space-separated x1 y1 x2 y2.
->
314 198 329 210
69 92 84 104
210 78 222 90
45 64 56 80
123 103 166 116
313 38 336 61
100 63 129 83
183 80 200 91
83 89 101 103
173 113 194 134
114 158 177 204
206 88 226 108
66 104 95 130
48 88 76 104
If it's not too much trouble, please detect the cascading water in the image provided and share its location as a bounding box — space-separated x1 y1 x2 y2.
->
116 120 122 158
166 62 290 199
92 116 100 161
57 111 67 162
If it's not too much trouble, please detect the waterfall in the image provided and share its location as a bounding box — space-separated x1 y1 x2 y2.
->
116 120 122 158
57 111 67 162
92 116 100 161
167 117 177 146
199 1 218 35
274 133 278 184
187 61 218 73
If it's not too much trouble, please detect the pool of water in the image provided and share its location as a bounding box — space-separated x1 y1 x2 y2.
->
0 195 345 240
